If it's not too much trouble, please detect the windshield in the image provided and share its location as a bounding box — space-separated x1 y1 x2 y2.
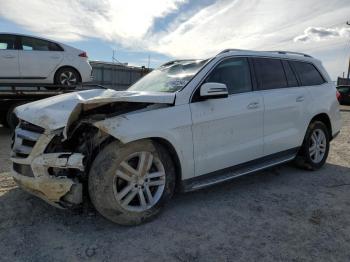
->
128 59 208 93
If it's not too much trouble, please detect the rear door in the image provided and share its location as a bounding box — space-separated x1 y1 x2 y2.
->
18 36 64 79
252 57 310 156
0 34 20 78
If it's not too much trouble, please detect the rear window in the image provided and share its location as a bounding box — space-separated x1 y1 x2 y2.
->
290 61 325 86
21 37 63 51
253 58 288 90
0 34 16 50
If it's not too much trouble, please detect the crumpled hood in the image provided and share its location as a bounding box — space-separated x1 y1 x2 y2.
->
15 89 176 131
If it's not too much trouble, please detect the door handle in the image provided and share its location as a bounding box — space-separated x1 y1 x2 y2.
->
296 96 305 102
247 102 259 109
2 55 15 59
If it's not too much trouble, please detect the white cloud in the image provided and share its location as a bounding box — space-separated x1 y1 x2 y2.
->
150 0 350 58
0 0 186 44
294 27 350 42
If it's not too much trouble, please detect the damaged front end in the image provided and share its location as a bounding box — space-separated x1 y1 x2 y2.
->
11 121 86 208
10 89 176 208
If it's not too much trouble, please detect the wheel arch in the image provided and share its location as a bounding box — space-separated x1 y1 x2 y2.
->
150 137 183 192
78 125 184 192
309 113 332 140
54 65 82 83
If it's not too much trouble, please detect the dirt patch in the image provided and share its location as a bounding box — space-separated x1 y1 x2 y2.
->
0 107 350 261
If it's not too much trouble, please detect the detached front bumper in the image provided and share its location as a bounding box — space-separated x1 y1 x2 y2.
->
10 123 85 207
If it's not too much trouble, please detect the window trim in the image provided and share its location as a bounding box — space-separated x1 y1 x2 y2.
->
289 60 326 87
252 57 289 91
18 36 64 52
190 56 254 103
281 60 300 87
0 34 20 50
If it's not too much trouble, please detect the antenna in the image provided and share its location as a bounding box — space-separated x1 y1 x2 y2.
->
112 49 121 64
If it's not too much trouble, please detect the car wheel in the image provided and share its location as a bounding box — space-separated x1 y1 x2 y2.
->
54 68 80 88
88 140 176 225
295 121 330 170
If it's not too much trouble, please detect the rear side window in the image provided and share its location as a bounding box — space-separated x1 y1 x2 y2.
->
290 61 325 86
0 34 16 50
205 57 252 95
253 58 288 90
282 60 298 87
48 42 64 51
21 37 63 51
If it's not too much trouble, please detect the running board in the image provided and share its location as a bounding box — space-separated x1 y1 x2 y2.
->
182 148 298 192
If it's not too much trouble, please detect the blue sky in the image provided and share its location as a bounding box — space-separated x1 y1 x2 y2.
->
1 0 350 79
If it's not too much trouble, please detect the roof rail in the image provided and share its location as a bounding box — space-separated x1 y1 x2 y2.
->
265 50 313 58
217 49 313 58
160 59 197 67
217 49 246 55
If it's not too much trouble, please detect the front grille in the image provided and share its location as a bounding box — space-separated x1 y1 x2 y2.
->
19 121 45 134
12 121 44 158
13 163 34 177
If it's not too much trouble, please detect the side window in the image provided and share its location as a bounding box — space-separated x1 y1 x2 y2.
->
282 60 298 87
290 61 325 86
0 35 16 50
48 42 64 51
205 57 252 95
253 58 288 90
21 37 51 51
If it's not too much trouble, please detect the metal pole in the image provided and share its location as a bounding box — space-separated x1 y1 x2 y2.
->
346 22 350 81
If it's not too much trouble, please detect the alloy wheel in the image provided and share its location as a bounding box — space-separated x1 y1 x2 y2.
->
59 71 77 86
113 151 166 212
309 128 327 163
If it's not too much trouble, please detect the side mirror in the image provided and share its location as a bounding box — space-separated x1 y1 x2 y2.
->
200 82 228 99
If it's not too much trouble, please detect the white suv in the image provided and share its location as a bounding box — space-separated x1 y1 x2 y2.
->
0 33 92 86
10 49 341 225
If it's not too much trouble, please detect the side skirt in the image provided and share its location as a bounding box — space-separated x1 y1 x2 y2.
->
181 147 299 192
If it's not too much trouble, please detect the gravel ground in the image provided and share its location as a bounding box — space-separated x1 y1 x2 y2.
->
0 106 349 262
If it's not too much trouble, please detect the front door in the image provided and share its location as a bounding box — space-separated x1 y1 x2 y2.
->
0 34 19 78
190 57 264 176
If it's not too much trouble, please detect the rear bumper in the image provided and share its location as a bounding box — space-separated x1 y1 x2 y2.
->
80 62 93 83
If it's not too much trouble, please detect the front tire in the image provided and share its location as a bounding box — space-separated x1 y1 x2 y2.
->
295 121 330 170
88 140 176 225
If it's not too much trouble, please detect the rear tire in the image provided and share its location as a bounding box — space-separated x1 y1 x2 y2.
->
294 121 330 170
88 140 176 225
53 67 80 89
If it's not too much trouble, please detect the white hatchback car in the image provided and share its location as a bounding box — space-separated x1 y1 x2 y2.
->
0 33 92 86
11 49 341 225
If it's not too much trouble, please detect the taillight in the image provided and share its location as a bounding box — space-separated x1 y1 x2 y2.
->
336 90 341 101
79 52 88 58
